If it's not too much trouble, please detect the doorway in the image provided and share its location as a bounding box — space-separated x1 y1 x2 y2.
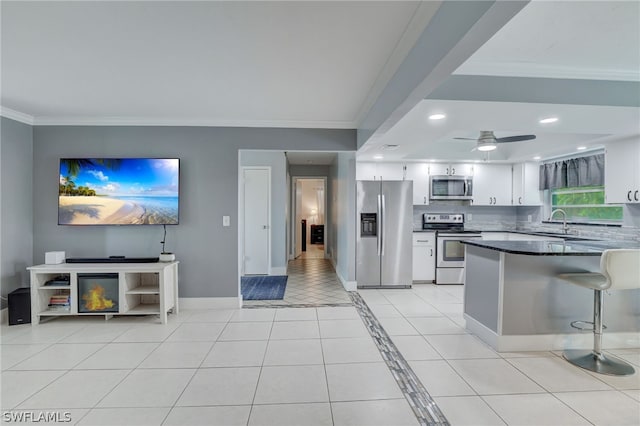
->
243 167 271 275
293 177 326 260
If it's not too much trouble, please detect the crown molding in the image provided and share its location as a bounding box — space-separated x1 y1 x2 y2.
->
30 116 356 129
0 107 35 125
454 62 640 82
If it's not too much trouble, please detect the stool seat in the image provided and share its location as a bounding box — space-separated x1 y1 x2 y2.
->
557 272 608 290
557 249 639 376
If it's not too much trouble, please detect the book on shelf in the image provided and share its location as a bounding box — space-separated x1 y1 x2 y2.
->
48 295 70 307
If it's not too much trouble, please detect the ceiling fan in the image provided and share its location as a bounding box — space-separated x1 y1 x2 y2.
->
454 131 536 152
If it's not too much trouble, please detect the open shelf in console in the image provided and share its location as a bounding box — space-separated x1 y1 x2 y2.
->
121 272 160 314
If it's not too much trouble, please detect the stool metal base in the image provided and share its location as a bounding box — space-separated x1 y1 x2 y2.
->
563 350 635 376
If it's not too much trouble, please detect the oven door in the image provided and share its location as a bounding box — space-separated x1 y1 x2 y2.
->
437 234 481 268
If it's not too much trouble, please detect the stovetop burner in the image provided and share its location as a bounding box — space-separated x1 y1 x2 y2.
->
422 213 480 234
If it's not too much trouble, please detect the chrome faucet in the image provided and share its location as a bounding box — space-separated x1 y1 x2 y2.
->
550 209 569 234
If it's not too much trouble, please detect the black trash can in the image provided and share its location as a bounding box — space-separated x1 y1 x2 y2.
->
8 287 31 325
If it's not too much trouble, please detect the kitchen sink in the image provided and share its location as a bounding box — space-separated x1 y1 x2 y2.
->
525 232 596 241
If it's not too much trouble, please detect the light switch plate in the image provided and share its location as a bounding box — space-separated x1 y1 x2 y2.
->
223 216 230 227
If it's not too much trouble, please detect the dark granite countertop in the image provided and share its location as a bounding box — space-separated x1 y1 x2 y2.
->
462 239 640 256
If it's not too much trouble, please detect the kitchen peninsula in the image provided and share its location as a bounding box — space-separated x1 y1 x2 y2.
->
462 239 640 352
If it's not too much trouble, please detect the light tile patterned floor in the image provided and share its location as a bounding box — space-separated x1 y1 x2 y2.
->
243 258 351 307
2 279 639 425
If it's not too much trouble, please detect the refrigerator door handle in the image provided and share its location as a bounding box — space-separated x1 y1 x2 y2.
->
377 194 382 255
381 194 386 256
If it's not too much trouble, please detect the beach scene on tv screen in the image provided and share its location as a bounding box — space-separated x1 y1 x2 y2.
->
58 158 179 225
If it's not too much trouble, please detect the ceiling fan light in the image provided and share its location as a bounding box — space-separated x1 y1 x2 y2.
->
477 143 497 152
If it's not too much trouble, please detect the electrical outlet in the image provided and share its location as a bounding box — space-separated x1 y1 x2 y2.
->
467 214 472 221
527 215 532 223
223 216 230 227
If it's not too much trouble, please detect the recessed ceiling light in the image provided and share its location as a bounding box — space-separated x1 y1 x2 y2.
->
373 154 384 160
533 156 541 160
539 117 558 124
577 146 587 150
428 114 446 120
381 144 399 151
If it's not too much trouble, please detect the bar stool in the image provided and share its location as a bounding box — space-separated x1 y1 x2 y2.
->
557 249 640 376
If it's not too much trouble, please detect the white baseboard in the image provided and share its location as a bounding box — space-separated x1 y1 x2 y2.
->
465 314 640 352
179 297 240 310
332 265 356 292
271 266 287 276
1 308 7 325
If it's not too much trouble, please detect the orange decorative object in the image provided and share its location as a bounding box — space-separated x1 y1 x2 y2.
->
82 284 115 311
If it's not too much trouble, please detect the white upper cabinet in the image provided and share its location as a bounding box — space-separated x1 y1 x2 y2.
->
356 162 405 181
428 163 474 176
605 139 640 204
512 162 543 206
472 164 512 206
405 163 430 205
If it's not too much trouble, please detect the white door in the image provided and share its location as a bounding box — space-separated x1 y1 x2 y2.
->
244 168 270 275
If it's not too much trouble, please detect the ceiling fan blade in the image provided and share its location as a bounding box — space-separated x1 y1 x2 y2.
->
453 137 477 140
495 135 536 143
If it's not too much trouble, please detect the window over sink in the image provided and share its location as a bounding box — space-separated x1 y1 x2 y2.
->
546 185 622 224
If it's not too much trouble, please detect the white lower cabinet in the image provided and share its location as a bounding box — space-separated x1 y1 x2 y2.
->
412 232 435 282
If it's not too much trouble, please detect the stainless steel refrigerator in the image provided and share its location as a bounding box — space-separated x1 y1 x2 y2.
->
356 180 413 288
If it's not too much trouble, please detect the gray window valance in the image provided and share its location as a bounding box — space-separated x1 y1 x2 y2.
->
539 153 604 190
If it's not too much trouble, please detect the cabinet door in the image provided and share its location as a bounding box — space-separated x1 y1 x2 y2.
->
473 164 512 205
406 163 429 205
450 163 474 176
356 162 378 180
377 163 405 180
605 140 640 204
512 162 543 205
412 233 435 282
428 163 450 176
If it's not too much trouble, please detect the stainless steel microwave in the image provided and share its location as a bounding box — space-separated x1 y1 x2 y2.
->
429 175 473 200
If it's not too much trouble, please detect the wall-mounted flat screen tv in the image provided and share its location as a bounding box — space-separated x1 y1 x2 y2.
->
58 158 179 225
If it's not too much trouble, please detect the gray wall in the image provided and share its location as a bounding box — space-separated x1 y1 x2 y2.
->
32 126 355 298
329 152 356 282
1 117 33 308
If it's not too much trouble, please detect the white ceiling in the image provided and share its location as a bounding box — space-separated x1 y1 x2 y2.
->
1 1 639 165
0 1 436 127
286 152 337 166
360 0 640 163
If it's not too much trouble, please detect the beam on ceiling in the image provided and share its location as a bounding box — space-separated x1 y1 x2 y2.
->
356 0 530 149
428 75 640 107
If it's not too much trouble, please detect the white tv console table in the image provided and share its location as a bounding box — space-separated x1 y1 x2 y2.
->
28 261 179 324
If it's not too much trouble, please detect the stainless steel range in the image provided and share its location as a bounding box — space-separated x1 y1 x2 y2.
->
422 213 481 285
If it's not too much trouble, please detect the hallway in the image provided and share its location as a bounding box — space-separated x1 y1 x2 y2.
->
242 257 351 308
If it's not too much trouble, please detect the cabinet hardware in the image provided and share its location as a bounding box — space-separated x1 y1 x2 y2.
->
628 190 633 201
446 167 449 175
519 197 522 204
430 248 433 256
452 167 456 175
635 190 639 202
423 196 426 204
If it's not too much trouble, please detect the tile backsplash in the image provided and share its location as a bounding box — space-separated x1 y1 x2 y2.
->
413 203 640 242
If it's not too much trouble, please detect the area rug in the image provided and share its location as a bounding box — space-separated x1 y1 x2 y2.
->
241 275 288 300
